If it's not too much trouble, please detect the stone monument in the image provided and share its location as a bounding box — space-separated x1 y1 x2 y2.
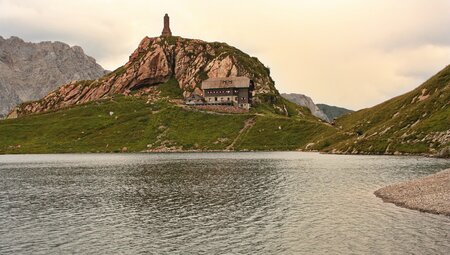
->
161 14 172 37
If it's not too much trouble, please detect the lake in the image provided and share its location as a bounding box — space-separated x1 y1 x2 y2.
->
0 152 449 254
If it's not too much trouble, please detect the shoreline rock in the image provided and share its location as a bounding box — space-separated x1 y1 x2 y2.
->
322 149 446 158
375 169 450 216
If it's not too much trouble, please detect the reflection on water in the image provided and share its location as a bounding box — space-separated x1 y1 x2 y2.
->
0 152 449 254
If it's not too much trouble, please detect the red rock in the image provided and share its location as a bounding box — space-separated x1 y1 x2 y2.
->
7 36 277 119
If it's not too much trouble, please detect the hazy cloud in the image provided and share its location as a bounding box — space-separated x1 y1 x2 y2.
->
1 0 450 109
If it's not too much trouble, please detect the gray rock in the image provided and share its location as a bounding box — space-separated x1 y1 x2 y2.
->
438 146 450 158
0 36 107 115
281 93 330 122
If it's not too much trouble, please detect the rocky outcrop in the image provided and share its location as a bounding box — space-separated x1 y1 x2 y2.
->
8 36 278 118
281 93 330 122
0 36 107 115
438 146 450 158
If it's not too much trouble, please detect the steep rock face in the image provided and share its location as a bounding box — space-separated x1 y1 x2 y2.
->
0 36 107 115
8 36 278 118
0 79 20 118
281 93 330 122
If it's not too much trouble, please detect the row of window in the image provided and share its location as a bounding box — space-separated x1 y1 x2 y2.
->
207 97 247 102
206 90 240 94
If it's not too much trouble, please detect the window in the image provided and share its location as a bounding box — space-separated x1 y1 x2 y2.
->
215 97 217 101
227 97 230 101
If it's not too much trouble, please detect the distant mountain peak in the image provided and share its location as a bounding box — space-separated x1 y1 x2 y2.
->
0 35 107 115
281 93 330 122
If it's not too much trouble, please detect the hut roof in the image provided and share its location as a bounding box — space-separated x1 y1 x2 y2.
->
202 77 251 89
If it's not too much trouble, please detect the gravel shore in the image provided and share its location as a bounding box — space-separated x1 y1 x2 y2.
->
375 169 450 216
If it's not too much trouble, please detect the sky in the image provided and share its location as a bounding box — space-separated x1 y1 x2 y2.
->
1 0 450 110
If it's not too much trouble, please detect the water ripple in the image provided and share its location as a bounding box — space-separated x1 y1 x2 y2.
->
0 152 449 254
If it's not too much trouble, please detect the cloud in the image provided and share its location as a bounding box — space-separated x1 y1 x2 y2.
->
1 0 450 109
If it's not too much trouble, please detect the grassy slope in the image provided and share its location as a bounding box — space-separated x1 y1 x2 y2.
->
0 96 246 153
315 65 450 155
316 104 353 120
235 116 334 151
0 86 335 154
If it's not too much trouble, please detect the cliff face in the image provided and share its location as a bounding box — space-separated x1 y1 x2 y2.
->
0 36 107 116
281 93 330 122
8 36 278 118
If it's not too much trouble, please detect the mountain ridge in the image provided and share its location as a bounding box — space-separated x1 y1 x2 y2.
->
8 36 287 118
281 93 330 122
0 36 107 115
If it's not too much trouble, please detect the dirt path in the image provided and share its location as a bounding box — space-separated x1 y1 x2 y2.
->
226 117 256 151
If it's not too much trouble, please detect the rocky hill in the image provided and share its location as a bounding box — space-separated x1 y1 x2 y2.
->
8 36 282 118
0 35 335 153
316 104 353 121
314 65 450 156
281 93 330 122
0 36 107 116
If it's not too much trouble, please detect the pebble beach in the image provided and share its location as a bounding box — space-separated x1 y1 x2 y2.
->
375 169 450 216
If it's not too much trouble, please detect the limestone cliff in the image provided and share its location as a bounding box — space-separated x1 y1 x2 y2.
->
0 36 107 116
281 93 330 122
8 36 279 118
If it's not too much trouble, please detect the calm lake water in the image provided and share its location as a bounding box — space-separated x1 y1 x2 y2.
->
0 152 449 254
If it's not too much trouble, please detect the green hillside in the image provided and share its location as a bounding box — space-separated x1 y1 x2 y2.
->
0 84 334 154
314 65 450 155
316 104 353 120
